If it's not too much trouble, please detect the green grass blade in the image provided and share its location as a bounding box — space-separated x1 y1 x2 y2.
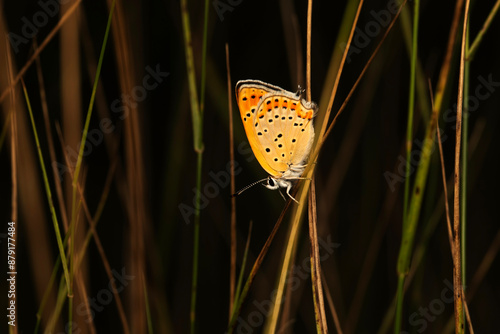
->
395 0 419 332
72 0 115 188
144 274 154 334
180 0 207 332
67 2 115 331
21 81 71 293
181 0 203 152
395 0 465 330
199 0 210 116
402 0 419 226
467 0 500 59
231 222 253 316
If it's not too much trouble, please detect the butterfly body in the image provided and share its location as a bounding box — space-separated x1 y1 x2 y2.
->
235 80 317 201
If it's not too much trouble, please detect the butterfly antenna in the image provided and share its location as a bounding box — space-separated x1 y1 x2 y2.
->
232 178 268 198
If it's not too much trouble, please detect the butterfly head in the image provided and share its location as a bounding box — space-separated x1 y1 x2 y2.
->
263 176 279 190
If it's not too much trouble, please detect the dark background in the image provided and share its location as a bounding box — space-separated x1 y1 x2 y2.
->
1 0 499 332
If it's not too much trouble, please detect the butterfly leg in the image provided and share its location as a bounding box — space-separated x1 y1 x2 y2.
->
278 188 287 202
286 183 299 204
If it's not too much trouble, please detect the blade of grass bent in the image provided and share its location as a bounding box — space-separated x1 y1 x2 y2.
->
467 0 500 60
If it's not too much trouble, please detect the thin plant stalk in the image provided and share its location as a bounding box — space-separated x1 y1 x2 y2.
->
467 0 500 60
68 2 115 331
227 198 295 333
308 178 328 333
453 0 470 332
461 19 470 317
180 0 206 332
143 273 154 334
0 0 83 104
395 0 464 331
395 0 419 332
200 0 210 113
306 0 313 102
264 191 307 334
231 222 253 316
322 0 407 142
21 80 71 295
402 0 419 227
34 40 69 231
7 38 19 334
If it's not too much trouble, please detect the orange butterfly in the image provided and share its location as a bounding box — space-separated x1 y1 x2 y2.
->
234 80 317 202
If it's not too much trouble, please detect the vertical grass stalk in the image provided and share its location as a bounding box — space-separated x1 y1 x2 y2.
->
461 21 470 328
180 0 206 332
395 0 419 332
453 1 470 332
402 0 419 226
68 2 115 331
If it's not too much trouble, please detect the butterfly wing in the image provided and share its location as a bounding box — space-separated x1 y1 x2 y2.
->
236 80 316 178
254 94 316 176
236 81 282 177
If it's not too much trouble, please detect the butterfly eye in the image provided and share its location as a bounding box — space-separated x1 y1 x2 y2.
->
268 177 275 187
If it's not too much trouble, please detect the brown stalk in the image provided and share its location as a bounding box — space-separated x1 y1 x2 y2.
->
322 0 407 143
59 5 88 330
279 0 304 88
0 0 83 104
313 0 365 155
306 0 313 102
227 194 296 333
437 124 455 251
2 28 59 332
308 178 328 333
453 0 471 332
6 30 19 334
105 0 148 330
321 270 343 334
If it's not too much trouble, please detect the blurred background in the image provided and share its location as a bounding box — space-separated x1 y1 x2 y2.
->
0 0 499 332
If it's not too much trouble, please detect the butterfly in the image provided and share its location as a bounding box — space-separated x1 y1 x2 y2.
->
233 80 317 202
